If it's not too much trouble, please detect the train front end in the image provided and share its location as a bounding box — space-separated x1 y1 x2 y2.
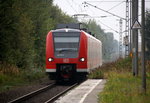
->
46 28 87 82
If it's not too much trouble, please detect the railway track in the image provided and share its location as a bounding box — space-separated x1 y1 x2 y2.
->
45 83 77 103
8 82 78 103
8 83 56 103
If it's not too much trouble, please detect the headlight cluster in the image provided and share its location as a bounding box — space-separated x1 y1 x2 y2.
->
48 58 85 62
48 58 53 62
80 58 85 62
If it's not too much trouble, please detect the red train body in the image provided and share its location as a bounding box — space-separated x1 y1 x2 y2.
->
46 28 102 81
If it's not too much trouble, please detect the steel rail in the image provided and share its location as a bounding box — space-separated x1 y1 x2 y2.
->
45 83 78 103
8 83 56 103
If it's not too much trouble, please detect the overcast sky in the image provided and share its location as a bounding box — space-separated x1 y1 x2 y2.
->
54 0 150 40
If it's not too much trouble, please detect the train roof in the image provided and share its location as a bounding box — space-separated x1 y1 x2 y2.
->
82 30 102 43
52 28 81 33
51 28 101 43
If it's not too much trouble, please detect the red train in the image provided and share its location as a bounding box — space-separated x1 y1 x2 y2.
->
46 26 102 82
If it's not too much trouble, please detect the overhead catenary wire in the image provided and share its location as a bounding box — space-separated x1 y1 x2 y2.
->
74 13 119 34
76 15 113 18
85 0 150 2
85 4 98 16
97 20 119 33
86 0 126 3
72 0 84 13
107 1 124 11
83 1 126 20
97 0 105 5
66 0 78 14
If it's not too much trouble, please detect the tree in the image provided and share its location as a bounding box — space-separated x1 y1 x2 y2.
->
0 0 76 69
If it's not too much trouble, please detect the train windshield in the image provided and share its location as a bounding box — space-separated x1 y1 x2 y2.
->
53 32 80 58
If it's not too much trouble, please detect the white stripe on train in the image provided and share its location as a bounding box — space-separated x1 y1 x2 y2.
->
46 68 90 72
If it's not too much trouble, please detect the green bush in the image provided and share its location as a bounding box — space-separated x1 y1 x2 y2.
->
88 69 104 79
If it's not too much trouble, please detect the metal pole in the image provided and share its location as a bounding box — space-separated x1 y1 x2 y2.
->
119 19 123 58
141 0 146 93
132 0 138 76
132 0 136 76
125 0 129 57
135 0 139 76
130 0 132 53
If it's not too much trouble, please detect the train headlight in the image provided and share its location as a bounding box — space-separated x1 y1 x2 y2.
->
80 58 85 62
48 58 53 62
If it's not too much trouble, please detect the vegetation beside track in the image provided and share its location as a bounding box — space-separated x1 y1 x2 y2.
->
0 63 46 92
88 58 150 103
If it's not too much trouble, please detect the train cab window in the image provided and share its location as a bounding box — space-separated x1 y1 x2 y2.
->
54 37 79 43
53 32 80 58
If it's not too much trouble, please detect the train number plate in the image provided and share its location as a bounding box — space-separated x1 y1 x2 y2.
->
63 58 69 63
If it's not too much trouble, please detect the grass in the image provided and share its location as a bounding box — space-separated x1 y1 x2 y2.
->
0 62 46 92
88 58 150 103
100 72 150 103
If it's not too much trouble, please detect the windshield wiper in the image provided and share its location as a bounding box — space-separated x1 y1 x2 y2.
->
57 48 77 53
